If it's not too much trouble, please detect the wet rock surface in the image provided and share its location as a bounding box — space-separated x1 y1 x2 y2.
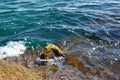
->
1 49 120 80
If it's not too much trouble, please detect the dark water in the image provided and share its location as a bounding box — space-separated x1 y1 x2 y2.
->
0 0 120 79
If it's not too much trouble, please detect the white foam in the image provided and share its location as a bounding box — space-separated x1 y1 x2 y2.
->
0 41 26 59
36 56 65 67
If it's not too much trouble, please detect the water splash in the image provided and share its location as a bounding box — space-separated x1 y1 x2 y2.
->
0 41 26 59
36 56 65 67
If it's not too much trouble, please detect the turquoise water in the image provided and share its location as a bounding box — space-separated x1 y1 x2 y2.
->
0 0 120 79
0 0 120 46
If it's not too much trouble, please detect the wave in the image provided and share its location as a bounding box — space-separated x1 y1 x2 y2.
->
0 41 26 59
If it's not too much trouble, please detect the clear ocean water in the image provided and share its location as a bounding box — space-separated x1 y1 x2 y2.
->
0 0 120 46
0 0 120 79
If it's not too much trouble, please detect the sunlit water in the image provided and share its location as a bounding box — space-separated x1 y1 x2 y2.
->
0 0 120 79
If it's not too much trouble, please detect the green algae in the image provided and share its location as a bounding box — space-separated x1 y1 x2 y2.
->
65 53 91 75
0 60 41 80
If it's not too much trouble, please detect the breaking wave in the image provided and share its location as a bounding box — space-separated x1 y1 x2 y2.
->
0 41 26 59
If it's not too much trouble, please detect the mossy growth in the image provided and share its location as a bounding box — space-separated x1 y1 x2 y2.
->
40 44 63 59
0 60 41 80
65 53 91 75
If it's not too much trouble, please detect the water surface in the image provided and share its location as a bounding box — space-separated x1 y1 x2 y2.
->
0 0 120 79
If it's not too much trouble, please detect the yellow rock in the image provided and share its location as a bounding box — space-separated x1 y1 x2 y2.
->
40 44 63 59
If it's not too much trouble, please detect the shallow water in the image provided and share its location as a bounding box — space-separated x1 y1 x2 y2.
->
0 0 120 79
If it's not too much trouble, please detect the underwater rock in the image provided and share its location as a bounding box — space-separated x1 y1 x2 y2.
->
1 47 119 80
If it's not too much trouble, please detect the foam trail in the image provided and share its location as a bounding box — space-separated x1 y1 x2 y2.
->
36 56 65 67
0 41 26 59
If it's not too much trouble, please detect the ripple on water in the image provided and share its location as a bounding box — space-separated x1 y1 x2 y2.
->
0 0 120 79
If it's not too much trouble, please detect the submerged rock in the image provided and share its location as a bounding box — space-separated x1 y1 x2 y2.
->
1 46 120 80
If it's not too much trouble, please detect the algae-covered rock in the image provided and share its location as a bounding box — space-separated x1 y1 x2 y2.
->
1 47 119 80
0 60 41 80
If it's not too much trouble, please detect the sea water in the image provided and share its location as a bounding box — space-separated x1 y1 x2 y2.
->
0 0 120 79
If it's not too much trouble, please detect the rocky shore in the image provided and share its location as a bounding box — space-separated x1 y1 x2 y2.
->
1 49 119 80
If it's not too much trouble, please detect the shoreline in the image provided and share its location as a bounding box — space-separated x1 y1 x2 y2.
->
1 50 119 80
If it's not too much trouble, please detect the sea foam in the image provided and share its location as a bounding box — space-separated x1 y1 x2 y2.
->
36 56 65 67
0 41 26 59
